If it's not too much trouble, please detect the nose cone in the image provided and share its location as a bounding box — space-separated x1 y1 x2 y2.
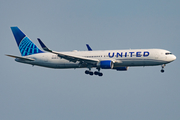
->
170 55 176 62
172 55 176 61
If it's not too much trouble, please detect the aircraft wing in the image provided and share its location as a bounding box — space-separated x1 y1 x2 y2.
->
6 54 35 61
51 51 98 63
37 38 99 64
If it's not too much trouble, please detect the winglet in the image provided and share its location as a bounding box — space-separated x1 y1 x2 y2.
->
37 38 52 52
86 44 92 51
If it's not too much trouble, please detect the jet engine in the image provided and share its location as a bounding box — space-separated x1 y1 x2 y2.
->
97 60 114 69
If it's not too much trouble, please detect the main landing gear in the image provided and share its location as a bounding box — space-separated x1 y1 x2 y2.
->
85 68 103 76
161 64 166 73
85 70 94 75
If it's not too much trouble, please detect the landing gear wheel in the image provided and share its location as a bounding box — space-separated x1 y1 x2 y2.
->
85 70 89 74
85 70 94 75
85 68 103 76
94 71 99 75
89 71 94 75
98 72 103 76
94 71 103 76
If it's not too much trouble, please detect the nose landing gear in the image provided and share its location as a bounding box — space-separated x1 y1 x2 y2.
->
161 64 166 73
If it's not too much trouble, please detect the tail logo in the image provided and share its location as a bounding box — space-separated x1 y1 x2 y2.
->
11 27 43 56
19 36 43 56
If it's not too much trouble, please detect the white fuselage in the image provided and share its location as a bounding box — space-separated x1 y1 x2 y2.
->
15 49 176 69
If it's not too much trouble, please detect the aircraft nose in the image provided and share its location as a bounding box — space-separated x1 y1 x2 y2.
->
172 55 176 61
167 54 176 62
170 54 176 62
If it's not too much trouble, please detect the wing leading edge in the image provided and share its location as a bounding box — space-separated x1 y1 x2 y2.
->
37 38 99 64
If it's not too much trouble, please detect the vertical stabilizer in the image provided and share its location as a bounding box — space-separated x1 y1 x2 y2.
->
11 27 43 56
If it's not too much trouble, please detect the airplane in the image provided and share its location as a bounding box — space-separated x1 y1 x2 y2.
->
6 27 176 76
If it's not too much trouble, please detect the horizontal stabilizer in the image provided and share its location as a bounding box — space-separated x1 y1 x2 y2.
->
6 54 35 61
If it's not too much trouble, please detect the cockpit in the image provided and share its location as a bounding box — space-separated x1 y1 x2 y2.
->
165 52 173 55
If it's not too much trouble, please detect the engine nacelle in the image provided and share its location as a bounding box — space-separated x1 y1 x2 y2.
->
97 60 114 69
114 67 128 71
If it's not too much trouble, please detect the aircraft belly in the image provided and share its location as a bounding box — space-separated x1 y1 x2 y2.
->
49 60 78 68
116 58 168 66
116 59 145 66
144 60 169 66
63 62 79 68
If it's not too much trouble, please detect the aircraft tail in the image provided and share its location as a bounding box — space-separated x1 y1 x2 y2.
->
11 27 44 56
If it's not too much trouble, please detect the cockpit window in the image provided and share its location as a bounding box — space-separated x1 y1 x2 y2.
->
165 53 172 55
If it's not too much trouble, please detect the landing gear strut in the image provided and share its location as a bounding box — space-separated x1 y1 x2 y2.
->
161 64 166 73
